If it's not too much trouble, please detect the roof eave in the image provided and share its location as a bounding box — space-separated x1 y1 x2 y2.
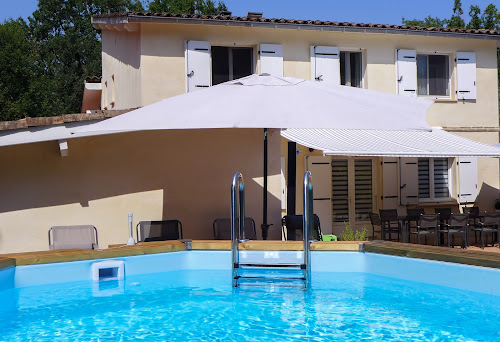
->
92 14 500 41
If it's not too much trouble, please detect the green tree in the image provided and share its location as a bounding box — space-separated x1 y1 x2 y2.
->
481 3 500 30
402 15 448 27
448 0 465 28
467 5 482 29
0 19 35 121
146 0 227 14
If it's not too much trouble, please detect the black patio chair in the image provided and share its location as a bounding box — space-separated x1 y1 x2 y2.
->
439 213 468 248
406 208 425 231
368 212 383 240
136 220 183 242
379 209 401 241
213 217 257 240
410 214 439 245
282 214 322 241
470 212 500 249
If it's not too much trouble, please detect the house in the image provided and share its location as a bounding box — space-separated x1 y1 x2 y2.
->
0 12 498 253
92 12 500 236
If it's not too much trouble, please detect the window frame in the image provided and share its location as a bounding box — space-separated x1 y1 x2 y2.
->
416 52 452 99
418 157 454 203
210 44 255 86
339 49 364 89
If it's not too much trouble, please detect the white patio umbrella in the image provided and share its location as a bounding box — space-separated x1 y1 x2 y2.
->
74 74 433 135
73 74 433 240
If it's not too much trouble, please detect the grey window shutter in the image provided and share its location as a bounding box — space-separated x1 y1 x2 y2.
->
260 44 283 77
396 49 417 97
458 157 478 203
310 46 340 85
399 157 419 205
307 156 333 234
186 40 211 92
456 52 477 100
382 157 399 208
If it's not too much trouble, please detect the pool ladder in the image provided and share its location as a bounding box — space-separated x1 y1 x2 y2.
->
231 172 313 290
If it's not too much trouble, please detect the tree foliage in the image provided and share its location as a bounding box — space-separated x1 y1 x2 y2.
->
0 0 227 121
467 5 482 29
448 0 466 28
401 15 448 28
146 0 227 14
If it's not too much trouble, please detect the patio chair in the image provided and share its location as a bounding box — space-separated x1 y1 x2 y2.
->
470 212 500 249
409 214 439 245
136 220 183 242
439 213 468 248
434 207 452 223
48 225 99 250
379 209 401 241
213 217 257 240
368 213 383 240
282 214 322 241
406 208 425 229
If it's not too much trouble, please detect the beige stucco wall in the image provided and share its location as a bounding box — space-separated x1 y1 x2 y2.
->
119 23 500 129
101 29 142 110
0 128 282 254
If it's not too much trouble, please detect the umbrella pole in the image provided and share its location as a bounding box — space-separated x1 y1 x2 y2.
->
261 128 271 240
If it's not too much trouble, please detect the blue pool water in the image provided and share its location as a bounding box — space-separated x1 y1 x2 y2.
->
0 267 499 341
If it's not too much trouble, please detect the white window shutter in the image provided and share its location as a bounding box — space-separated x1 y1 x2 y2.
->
186 40 211 92
382 158 399 208
307 156 333 234
456 52 477 100
399 158 419 205
260 44 283 77
458 157 478 203
396 49 417 97
310 46 340 85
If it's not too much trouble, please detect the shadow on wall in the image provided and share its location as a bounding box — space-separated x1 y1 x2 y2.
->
475 182 500 212
0 129 282 240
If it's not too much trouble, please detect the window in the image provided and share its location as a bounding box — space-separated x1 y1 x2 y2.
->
211 47 253 86
417 54 450 96
418 158 450 201
340 51 362 88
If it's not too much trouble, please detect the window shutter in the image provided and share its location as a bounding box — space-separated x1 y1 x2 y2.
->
456 52 477 100
260 44 283 77
396 49 417 97
186 40 211 92
458 157 478 203
382 158 399 208
310 46 340 85
399 158 419 205
307 156 333 234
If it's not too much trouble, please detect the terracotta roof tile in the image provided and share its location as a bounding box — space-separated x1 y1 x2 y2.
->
92 11 500 36
0 109 137 132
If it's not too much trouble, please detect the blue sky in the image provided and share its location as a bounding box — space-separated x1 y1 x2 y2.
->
1 0 497 25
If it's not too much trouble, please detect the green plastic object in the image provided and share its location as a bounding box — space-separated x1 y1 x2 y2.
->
322 234 337 241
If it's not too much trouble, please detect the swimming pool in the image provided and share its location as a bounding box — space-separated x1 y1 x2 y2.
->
0 251 499 341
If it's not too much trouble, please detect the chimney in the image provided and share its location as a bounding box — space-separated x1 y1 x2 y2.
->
220 11 232 16
247 12 263 19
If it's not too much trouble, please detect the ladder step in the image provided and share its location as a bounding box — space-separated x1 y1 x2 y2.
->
235 276 306 281
235 263 306 269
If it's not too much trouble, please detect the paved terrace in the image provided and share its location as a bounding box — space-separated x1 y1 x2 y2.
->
1 241 500 271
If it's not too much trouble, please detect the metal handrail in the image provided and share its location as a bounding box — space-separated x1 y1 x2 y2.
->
303 171 313 290
231 172 245 287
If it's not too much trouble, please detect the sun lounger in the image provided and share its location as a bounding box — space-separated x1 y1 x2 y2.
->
136 220 183 242
48 225 99 250
213 217 257 240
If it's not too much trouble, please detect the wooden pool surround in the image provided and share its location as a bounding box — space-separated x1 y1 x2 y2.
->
0 240 499 271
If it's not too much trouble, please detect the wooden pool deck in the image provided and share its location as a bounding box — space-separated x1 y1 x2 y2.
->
0 240 499 271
